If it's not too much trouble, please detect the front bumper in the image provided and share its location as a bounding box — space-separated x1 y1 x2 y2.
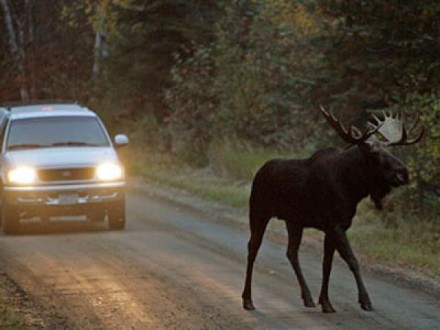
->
3 182 125 206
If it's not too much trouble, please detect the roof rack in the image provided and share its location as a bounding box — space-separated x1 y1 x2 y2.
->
2 100 81 110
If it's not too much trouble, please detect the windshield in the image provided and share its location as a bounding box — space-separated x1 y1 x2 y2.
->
6 116 110 151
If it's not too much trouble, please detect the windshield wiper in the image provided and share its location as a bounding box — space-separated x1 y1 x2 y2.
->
50 141 101 147
8 143 49 150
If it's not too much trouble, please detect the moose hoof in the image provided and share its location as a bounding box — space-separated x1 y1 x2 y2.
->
361 301 373 311
319 297 336 313
243 299 255 310
320 301 336 313
303 297 316 308
321 305 336 313
359 295 373 311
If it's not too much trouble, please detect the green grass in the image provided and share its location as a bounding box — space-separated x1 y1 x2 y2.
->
215 148 278 181
141 166 249 208
350 202 440 279
209 141 309 181
0 278 29 330
0 306 22 329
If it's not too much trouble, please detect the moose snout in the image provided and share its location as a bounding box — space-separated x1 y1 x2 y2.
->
390 168 409 187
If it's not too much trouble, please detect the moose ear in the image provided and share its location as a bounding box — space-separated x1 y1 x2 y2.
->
364 140 375 149
360 139 382 157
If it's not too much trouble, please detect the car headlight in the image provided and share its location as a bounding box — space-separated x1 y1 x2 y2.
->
8 166 37 184
96 163 123 181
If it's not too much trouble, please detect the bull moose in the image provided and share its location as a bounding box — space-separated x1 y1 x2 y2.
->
242 106 424 312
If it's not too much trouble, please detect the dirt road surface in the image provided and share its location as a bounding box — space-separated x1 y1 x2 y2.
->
0 183 438 329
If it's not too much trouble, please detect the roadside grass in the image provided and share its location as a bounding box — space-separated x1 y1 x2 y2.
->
0 304 22 330
0 273 34 330
350 203 439 279
209 142 281 181
128 145 439 282
141 166 249 208
208 140 312 181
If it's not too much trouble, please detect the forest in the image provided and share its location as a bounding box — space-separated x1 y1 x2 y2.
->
1 1 439 228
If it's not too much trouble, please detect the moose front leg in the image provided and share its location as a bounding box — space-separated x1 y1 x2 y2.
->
285 222 315 308
333 226 373 311
242 215 270 310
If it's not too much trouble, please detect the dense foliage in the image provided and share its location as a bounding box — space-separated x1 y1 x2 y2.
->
0 0 93 101
1 0 439 211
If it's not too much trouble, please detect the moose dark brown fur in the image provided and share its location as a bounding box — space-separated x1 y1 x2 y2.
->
242 107 424 312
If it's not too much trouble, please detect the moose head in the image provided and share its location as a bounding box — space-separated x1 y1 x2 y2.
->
320 106 425 209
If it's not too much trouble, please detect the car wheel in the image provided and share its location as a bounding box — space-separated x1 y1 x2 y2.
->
108 195 125 231
2 198 19 234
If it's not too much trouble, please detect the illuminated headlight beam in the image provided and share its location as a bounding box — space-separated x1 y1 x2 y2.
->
8 166 37 184
96 163 123 181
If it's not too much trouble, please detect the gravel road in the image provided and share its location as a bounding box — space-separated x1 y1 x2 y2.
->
0 182 438 329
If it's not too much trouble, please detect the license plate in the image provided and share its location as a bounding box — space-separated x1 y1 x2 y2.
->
58 194 79 205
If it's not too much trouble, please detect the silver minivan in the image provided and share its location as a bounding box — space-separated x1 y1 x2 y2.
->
0 102 128 234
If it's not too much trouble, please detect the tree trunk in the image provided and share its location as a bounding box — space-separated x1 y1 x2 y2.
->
0 0 30 101
25 0 36 99
92 1 109 77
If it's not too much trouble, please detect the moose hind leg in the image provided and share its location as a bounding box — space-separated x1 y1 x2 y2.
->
334 227 373 311
285 221 315 308
242 214 270 310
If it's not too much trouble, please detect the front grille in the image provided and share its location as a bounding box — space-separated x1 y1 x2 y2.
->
38 167 95 182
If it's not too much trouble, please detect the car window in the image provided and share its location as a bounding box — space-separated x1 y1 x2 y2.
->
6 116 110 151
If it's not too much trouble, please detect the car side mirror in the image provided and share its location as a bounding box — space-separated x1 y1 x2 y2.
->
114 134 129 148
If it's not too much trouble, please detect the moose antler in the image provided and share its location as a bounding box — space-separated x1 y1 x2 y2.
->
369 111 425 146
320 105 380 144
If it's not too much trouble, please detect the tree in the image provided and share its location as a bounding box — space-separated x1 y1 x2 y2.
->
91 0 220 120
0 0 34 101
165 0 324 150
312 1 440 111
312 1 440 208
0 0 95 101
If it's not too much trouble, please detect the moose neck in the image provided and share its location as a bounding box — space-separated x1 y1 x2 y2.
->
336 146 373 205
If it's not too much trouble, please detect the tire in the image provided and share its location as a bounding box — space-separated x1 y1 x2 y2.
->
108 195 126 231
2 198 19 234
